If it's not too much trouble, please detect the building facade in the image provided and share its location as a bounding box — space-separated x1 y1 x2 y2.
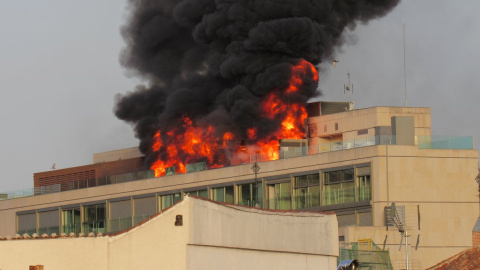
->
0 196 339 270
0 104 478 269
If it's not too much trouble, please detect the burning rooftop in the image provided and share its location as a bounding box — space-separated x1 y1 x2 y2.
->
114 0 401 178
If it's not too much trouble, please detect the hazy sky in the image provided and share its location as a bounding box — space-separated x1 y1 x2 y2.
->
1 1 479 192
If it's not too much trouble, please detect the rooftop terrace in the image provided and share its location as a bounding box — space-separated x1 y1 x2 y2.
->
0 134 473 201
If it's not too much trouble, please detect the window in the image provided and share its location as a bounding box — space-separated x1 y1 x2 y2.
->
294 173 320 209
160 193 181 210
38 210 59 235
322 167 371 206
324 168 354 184
335 123 339 131
83 203 106 234
133 196 156 225
17 213 36 235
323 169 355 205
212 186 234 204
268 182 291 210
109 200 132 233
62 208 80 234
238 183 262 207
358 175 371 201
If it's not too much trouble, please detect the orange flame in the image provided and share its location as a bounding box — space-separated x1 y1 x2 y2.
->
150 59 317 177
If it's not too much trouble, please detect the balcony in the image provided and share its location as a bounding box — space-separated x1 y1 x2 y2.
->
322 185 371 206
0 136 473 201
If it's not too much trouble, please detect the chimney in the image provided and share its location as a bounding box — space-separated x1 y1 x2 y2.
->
473 217 480 246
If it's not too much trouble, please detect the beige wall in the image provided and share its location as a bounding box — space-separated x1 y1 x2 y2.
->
108 199 189 270
307 106 432 139
0 197 338 270
345 145 479 269
188 246 334 270
0 237 109 270
187 198 338 270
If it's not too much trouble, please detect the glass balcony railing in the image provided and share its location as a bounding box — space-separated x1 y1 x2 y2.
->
132 214 153 226
61 223 81 235
0 170 155 201
107 215 154 234
108 217 132 234
268 196 292 210
37 226 60 236
418 136 473 150
0 134 473 201
17 216 155 236
16 226 60 236
293 193 321 209
322 186 371 206
16 228 37 236
237 200 261 207
82 220 106 234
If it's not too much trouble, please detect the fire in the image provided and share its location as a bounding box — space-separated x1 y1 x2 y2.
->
150 59 318 177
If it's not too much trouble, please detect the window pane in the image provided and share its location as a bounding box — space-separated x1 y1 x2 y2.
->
173 193 182 203
225 186 234 204
197 189 208 198
295 175 308 187
307 173 320 185
161 195 173 210
358 175 371 201
276 182 291 210
83 204 106 234
257 184 262 207
342 181 355 203
62 209 80 235
17 213 36 234
239 184 252 205
325 169 354 184
213 187 225 202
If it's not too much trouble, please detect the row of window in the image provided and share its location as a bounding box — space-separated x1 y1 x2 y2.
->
17 165 371 235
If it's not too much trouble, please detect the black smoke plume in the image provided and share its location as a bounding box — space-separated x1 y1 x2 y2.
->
115 0 400 169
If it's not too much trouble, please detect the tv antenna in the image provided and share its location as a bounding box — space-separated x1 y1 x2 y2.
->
390 203 409 270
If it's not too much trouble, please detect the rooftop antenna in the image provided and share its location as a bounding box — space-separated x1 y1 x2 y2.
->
403 20 408 107
390 203 409 270
344 72 354 110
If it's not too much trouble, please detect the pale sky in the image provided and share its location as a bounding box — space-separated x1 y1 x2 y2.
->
1 1 479 192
